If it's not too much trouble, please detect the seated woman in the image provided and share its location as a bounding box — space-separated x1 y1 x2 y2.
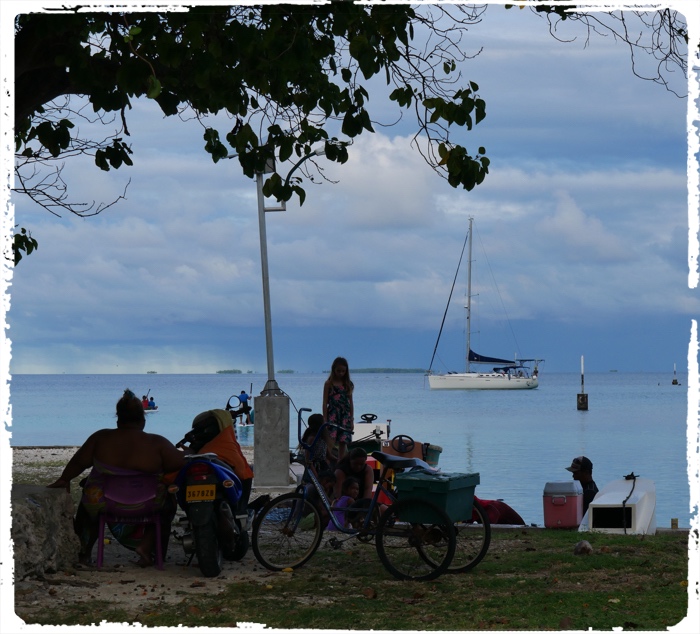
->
47 389 186 567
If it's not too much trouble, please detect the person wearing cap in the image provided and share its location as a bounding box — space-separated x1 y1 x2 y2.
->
566 455 599 515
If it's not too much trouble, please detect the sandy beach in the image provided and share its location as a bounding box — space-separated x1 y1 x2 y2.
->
10 445 284 625
12 445 255 471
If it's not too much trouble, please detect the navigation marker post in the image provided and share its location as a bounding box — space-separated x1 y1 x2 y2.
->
577 355 589 411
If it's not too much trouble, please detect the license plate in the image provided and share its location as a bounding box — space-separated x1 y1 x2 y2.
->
186 484 215 502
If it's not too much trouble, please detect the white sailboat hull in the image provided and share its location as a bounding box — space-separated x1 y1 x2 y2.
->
428 372 538 390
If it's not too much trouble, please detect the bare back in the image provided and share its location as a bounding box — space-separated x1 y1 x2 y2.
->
87 428 185 474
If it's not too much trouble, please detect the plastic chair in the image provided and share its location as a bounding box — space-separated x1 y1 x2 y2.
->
96 471 164 570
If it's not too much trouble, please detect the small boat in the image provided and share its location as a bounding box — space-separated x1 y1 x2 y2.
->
144 406 158 414
353 416 391 447
427 217 542 390
579 474 656 535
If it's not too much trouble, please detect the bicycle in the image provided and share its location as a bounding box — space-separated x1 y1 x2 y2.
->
251 408 461 581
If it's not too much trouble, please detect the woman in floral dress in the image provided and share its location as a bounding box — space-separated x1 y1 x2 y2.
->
322 357 354 461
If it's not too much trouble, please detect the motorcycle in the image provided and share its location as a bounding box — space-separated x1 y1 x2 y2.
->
169 412 252 577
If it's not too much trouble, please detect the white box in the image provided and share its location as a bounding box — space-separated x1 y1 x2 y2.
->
586 477 656 535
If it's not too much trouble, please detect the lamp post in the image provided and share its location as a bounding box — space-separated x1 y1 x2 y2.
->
255 148 325 395
250 148 324 487
255 157 285 397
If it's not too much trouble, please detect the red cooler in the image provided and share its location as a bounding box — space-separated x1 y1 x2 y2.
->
543 481 583 528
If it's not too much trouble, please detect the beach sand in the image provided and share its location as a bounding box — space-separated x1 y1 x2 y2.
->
10 445 284 625
12 445 255 470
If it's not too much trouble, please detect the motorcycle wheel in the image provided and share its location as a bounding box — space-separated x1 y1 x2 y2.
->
222 519 249 561
193 517 223 577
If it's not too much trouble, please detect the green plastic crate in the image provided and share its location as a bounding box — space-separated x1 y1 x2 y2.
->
395 471 480 522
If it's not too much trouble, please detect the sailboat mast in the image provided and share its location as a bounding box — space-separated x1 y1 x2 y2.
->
465 217 473 373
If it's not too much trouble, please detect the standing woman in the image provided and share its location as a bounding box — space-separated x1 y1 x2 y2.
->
323 356 354 461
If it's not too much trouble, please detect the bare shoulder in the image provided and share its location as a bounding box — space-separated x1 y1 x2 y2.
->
145 431 177 448
83 428 114 446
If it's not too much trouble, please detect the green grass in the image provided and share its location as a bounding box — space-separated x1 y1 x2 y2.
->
21 529 690 630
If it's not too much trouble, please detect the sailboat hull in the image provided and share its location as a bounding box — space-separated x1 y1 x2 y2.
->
428 372 538 390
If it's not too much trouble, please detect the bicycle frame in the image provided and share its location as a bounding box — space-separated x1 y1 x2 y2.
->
252 408 462 581
300 456 397 536
296 408 405 537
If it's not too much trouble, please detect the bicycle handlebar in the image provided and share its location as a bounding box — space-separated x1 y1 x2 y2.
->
297 407 342 452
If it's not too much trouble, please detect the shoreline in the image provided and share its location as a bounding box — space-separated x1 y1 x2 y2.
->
11 445 255 469
11 446 257 489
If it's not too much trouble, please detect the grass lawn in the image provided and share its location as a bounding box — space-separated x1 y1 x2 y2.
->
22 528 691 630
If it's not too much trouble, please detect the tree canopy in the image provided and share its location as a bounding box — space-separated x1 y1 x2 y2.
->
10 3 690 264
14 4 490 213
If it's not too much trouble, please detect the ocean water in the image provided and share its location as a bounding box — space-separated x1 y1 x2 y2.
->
6 371 695 528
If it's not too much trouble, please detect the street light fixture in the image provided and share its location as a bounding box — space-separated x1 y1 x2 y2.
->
284 147 326 189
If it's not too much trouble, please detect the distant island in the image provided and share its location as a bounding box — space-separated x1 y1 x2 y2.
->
216 368 425 374
352 368 426 374
146 370 157 374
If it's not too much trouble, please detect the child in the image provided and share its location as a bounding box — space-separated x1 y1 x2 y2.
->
327 476 360 531
322 357 354 461
301 413 334 476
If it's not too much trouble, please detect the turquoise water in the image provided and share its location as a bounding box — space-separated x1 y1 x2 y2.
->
7 371 694 527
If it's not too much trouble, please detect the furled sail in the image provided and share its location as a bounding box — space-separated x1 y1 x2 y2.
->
468 349 516 367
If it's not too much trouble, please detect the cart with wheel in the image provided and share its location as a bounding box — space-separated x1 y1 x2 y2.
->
251 409 488 581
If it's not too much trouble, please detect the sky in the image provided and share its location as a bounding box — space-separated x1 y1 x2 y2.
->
2 2 700 631
2 1 699 376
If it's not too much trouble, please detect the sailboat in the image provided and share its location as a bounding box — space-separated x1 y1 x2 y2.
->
427 217 542 390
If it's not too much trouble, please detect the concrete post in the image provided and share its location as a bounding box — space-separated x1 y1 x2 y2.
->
253 393 291 487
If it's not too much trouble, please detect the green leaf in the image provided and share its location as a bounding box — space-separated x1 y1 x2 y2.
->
12 227 38 265
279 137 294 163
348 35 370 61
146 76 162 99
293 184 306 206
95 150 109 171
389 87 413 108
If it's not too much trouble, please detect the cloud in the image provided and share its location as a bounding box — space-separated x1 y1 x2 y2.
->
5 2 694 373
537 190 630 262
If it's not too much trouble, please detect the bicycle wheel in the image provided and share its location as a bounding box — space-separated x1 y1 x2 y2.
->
252 492 323 571
449 498 491 573
375 499 455 581
416 498 492 573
